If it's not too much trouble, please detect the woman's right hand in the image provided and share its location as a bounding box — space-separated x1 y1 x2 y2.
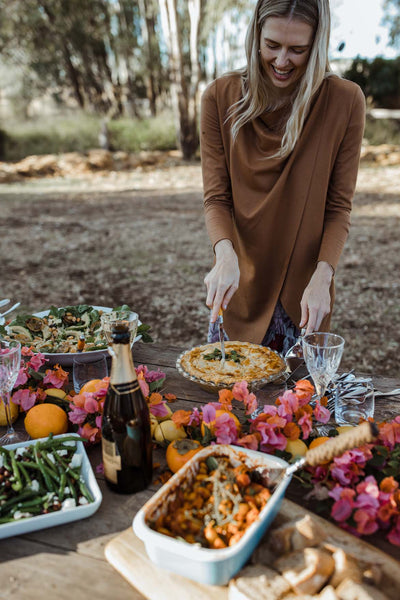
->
204 239 240 323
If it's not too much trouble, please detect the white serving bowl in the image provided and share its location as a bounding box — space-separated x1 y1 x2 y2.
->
133 445 291 586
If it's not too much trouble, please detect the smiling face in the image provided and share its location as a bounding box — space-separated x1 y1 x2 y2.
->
259 16 314 94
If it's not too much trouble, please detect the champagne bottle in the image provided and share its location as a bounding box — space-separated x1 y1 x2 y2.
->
101 323 152 493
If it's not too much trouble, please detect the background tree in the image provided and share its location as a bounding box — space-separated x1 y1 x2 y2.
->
383 0 400 47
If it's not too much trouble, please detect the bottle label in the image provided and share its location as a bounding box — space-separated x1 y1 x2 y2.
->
102 438 122 484
110 381 140 395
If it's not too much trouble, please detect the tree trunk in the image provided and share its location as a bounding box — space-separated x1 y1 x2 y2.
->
159 0 201 160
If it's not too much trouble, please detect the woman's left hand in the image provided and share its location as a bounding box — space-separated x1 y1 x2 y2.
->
300 261 334 333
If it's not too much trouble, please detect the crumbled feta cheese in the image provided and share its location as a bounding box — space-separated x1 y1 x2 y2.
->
57 449 68 457
30 479 40 492
0 455 3 468
47 453 56 463
14 511 32 520
64 441 76 447
62 498 76 510
78 497 89 505
64 486 70 494
69 453 82 469
15 447 25 457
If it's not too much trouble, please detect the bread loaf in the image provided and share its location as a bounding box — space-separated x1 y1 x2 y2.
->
329 548 363 587
274 547 335 595
335 578 390 600
228 564 291 600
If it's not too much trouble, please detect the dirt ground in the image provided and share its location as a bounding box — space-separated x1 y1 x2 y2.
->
0 158 399 377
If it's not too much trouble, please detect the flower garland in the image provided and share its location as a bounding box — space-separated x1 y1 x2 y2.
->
298 418 400 546
65 364 167 443
11 347 69 411
171 379 329 450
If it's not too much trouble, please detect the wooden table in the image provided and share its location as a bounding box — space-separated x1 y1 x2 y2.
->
1 342 400 599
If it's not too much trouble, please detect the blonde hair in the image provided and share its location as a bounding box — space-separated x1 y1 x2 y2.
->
229 0 333 158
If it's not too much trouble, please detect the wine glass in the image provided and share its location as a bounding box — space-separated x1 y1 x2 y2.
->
0 339 28 445
100 310 139 346
302 332 345 404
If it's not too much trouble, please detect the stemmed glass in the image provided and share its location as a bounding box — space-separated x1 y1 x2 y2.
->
302 332 345 404
0 339 28 445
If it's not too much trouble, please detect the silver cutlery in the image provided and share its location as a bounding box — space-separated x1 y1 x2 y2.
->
0 302 21 323
0 299 10 308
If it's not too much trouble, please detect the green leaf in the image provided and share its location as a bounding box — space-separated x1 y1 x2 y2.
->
27 368 44 381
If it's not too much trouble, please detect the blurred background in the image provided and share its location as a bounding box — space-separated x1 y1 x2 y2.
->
0 0 399 378
0 0 399 161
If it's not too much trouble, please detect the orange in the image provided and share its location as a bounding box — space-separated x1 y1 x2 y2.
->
24 403 68 439
201 409 241 437
309 436 331 464
166 439 202 473
0 399 19 426
80 378 109 394
309 436 330 449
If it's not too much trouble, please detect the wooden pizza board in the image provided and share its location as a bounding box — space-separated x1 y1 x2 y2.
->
105 499 400 600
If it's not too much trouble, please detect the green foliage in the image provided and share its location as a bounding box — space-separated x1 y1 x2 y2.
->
364 115 400 146
108 115 177 152
2 112 177 161
383 0 400 47
343 56 400 108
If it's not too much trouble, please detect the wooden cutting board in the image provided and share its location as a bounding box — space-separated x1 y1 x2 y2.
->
105 499 400 600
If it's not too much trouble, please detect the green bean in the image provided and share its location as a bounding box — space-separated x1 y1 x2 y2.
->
0 490 39 514
66 473 78 504
58 470 67 501
18 463 32 487
10 451 23 493
33 446 55 492
78 478 94 504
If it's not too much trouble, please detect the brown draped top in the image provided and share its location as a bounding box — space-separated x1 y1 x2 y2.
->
200 73 365 344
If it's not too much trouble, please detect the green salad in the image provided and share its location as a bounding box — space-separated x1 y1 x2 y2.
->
0 304 152 353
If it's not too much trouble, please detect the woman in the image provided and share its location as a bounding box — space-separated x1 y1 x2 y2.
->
201 0 365 354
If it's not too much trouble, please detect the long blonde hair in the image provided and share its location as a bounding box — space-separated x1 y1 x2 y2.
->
229 0 333 158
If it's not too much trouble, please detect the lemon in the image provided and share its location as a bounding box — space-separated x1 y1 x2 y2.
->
285 438 308 458
44 388 67 400
336 425 354 434
0 399 19 426
150 414 158 437
153 420 187 443
157 404 173 422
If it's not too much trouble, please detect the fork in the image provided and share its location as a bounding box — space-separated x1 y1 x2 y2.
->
0 299 10 309
0 302 21 324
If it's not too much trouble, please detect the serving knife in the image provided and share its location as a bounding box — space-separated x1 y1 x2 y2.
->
218 308 226 368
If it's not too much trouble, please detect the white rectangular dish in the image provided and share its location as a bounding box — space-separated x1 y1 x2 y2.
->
0 433 102 539
133 444 291 586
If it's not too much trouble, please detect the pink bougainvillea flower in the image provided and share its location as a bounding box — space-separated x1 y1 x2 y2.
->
387 518 400 546
202 404 217 425
243 392 258 415
28 352 47 372
84 396 100 414
232 381 250 402
11 388 37 411
331 498 354 522
150 402 169 418
297 411 313 440
188 407 201 427
279 390 300 415
214 412 238 444
95 462 104 475
313 400 331 424
68 406 88 425
14 367 29 388
43 364 68 388
379 420 400 449
353 508 379 535
21 346 34 357
235 433 260 451
95 414 102 428
294 379 315 401
330 448 370 486
256 421 287 452
79 422 100 443
137 371 150 398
